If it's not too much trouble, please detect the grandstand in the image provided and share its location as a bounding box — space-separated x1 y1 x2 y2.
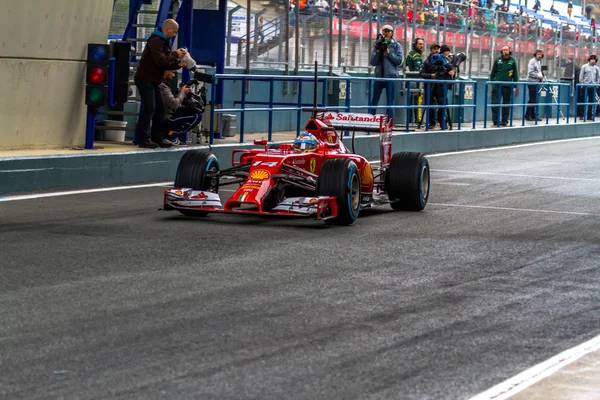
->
224 0 600 80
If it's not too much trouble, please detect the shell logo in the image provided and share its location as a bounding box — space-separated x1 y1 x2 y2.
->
361 163 373 185
250 169 270 180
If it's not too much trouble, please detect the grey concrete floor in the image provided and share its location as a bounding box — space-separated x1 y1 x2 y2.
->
1 137 600 399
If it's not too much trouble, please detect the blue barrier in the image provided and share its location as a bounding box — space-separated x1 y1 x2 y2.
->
208 74 478 144
575 83 600 122
483 81 571 128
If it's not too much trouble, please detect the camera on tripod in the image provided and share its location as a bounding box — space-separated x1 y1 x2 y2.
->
374 34 391 52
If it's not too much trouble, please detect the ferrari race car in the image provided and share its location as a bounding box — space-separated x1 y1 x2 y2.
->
163 111 430 225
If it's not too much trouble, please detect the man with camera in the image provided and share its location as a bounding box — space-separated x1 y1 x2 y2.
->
525 49 544 121
134 19 186 148
369 25 403 119
490 45 519 127
418 44 455 130
159 70 204 146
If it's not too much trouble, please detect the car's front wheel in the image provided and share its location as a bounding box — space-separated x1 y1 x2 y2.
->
317 158 361 225
174 150 220 216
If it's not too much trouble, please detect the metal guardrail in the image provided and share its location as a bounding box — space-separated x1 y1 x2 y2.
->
483 81 571 128
208 74 478 144
575 83 600 122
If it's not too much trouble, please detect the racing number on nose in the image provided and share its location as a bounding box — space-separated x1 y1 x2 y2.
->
252 161 278 167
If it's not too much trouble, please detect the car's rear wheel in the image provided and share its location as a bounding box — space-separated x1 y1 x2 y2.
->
174 150 220 216
317 158 361 225
385 152 430 211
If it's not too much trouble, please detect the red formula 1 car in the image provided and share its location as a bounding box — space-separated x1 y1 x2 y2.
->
163 108 430 225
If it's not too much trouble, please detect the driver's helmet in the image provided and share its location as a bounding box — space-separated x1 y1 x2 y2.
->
293 132 318 152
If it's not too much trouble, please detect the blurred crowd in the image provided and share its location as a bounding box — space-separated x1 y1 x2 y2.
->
287 0 598 43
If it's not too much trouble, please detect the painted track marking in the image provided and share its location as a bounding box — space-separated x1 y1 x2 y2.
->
468 334 600 400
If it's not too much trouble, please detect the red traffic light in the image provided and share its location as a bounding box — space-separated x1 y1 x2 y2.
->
88 67 105 84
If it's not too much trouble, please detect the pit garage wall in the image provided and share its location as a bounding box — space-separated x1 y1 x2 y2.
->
0 0 113 150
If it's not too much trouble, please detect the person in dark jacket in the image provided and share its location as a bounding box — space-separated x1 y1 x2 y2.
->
369 24 403 119
489 45 519 126
134 19 186 148
159 70 203 146
419 44 455 130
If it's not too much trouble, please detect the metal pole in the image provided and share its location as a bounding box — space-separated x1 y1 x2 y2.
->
329 7 333 74
254 9 267 64
338 0 343 67
343 17 357 72
468 5 474 77
443 0 447 46
295 1 300 74
359 20 368 67
436 4 441 45
226 5 242 67
376 0 381 33
284 0 290 94
245 0 251 75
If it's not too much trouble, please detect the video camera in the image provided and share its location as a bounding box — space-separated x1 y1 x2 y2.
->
186 65 214 87
374 34 391 52
445 52 467 75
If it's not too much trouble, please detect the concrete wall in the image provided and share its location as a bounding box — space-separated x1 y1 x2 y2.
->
0 0 113 150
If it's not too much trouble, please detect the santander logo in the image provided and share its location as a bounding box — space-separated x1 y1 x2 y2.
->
325 112 385 123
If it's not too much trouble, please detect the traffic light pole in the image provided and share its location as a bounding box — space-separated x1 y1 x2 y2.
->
85 107 98 149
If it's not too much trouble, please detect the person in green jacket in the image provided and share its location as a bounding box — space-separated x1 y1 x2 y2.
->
490 45 519 126
405 38 424 124
405 38 424 72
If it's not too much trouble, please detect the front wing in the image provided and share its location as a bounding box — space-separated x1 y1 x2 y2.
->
163 189 338 220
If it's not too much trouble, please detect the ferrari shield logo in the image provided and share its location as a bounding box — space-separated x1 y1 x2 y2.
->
309 158 316 173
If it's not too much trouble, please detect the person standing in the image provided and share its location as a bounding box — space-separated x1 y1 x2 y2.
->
579 55 599 121
419 44 455 130
525 49 544 121
490 45 519 127
405 38 424 124
134 19 186 148
369 24 403 119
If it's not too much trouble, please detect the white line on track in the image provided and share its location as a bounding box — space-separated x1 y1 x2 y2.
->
2 135 600 202
425 135 600 158
429 202 600 217
431 169 600 182
0 182 173 202
468 334 600 400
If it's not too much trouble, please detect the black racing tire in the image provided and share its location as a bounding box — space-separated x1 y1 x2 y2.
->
385 152 430 211
316 158 361 225
174 150 220 217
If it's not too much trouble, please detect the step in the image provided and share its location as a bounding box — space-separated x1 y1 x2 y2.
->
132 23 156 28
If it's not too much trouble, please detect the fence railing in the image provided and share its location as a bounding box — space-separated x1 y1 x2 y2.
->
207 74 479 143
483 81 571 128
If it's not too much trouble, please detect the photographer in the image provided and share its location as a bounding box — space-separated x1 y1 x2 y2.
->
369 25 403 118
159 70 204 146
134 19 186 148
419 44 455 130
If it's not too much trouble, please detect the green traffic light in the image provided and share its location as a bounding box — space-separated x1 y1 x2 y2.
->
88 87 105 103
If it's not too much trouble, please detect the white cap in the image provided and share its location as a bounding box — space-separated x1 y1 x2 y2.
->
381 24 394 32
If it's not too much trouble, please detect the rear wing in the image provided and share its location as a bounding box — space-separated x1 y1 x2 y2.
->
324 112 393 167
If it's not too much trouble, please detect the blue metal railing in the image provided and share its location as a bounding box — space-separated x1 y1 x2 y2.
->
483 81 571 128
575 83 600 121
208 74 478 144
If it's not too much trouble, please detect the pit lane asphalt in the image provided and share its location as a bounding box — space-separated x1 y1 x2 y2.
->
1 138 600 400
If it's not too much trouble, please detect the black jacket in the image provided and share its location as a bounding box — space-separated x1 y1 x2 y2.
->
419 54 455 93
135 28 181 85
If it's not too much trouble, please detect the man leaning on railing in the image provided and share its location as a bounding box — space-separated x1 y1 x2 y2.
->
490 45 519 127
